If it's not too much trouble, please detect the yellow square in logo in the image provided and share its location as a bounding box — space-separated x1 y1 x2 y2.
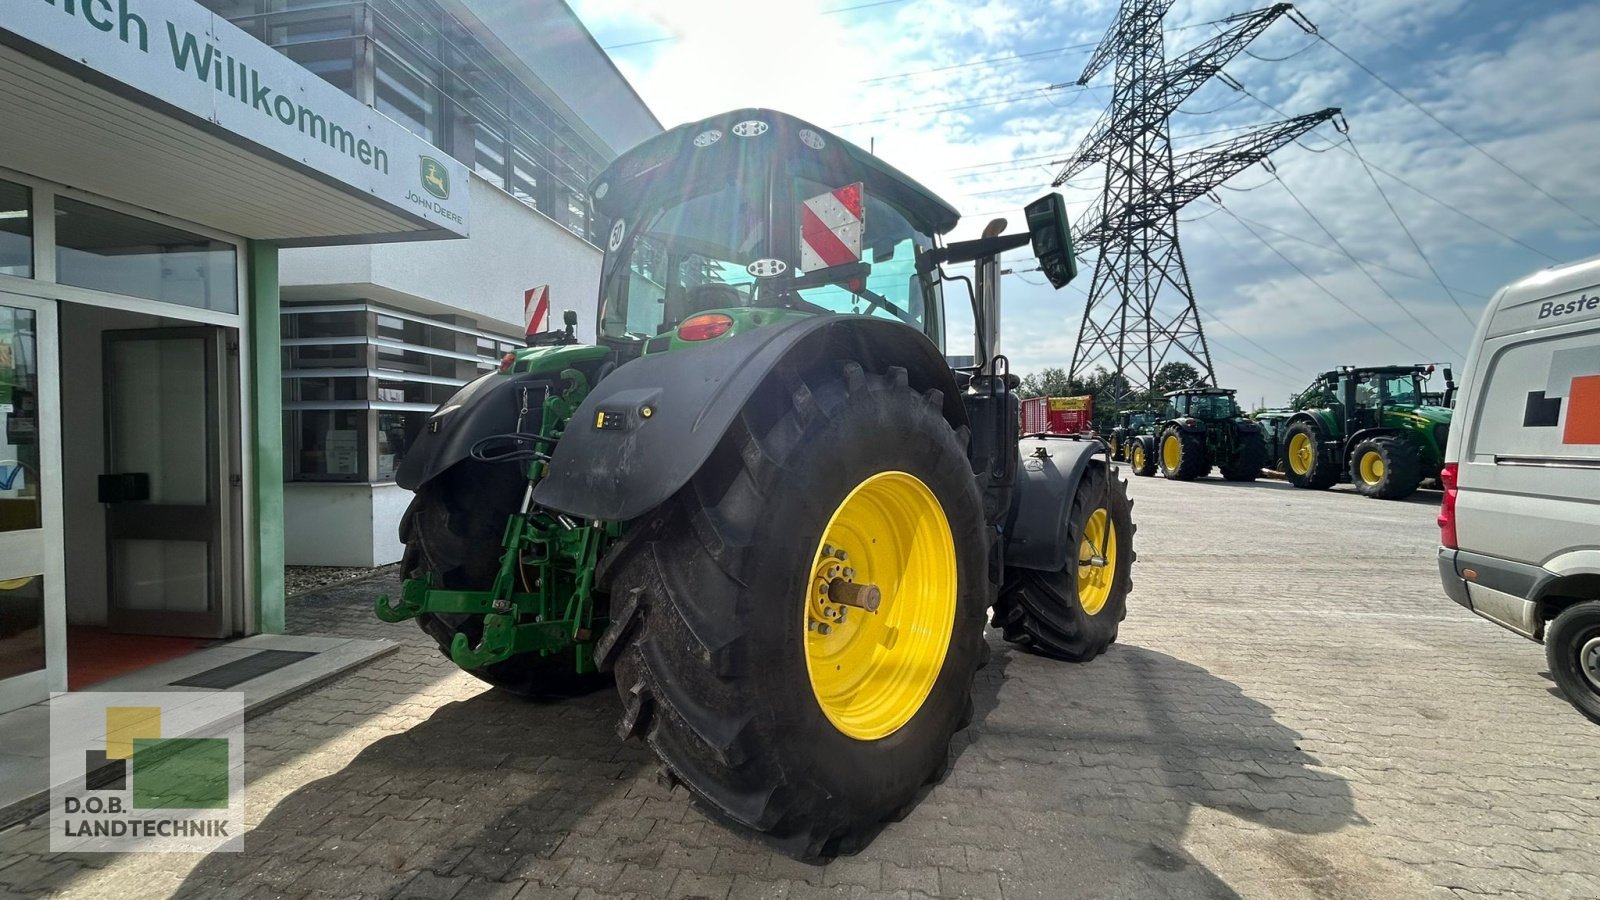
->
105 707 161 760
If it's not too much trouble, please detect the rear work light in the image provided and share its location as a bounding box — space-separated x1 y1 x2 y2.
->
1437 462 1459 549
678 313 734 342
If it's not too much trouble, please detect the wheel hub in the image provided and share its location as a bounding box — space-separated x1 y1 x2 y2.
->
1289 433 1313 475
1077 508 1116 616
804 471 957 740
1580 635 1600 692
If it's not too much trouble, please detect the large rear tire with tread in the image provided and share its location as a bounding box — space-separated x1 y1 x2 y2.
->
1349 435 1422 499
992 464 1134 662
599 361 988 858
1159 426 1210 481
1283 420 1338 489
1220 429 1268 482
1545 601 1600 725
401 462 609 697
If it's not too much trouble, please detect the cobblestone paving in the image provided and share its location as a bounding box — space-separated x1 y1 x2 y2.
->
2 473 1597 899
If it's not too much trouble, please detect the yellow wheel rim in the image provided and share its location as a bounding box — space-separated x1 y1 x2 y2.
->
804 471 957 741
1133 444 1145 469
1288 432 1314 475
1162 435 1181 470
1078 509 1116 616
1359 450 1385 485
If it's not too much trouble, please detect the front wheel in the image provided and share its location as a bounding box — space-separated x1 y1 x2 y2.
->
1349 435 1422 499
992 464 1134 662
1284 421 1338 489
1131 438 1157 477
1545 601 1600 725
600 361 987 857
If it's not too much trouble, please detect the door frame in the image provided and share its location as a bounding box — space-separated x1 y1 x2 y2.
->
102 326 234 639
0 292 65 713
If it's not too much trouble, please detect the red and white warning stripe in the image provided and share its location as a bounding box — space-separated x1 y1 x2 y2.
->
524 285 549 338
800 183 864 272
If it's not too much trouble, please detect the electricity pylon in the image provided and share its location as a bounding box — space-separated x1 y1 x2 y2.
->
1054 1 1339 397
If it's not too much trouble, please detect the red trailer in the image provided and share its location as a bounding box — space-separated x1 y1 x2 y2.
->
1021 395 1094 435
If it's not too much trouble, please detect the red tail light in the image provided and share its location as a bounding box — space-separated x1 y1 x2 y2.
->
1437 462 1459 549
499 352 516 373
678 313 734 342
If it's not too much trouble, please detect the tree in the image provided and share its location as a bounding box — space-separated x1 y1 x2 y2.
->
1151 361 1205 395
1018 367 1082 400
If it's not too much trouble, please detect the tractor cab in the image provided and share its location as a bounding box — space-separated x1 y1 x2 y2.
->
1165 387 1241 422
590 110 962 356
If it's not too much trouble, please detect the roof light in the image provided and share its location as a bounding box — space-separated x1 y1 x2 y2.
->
678 313 734 342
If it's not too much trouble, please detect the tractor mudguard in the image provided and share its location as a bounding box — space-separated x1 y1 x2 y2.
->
532 315 966 522
395 371 552 491
1003 436 1104 573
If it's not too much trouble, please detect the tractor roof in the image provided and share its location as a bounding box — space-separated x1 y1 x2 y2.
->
1163 387 1235 397
590 108 963 235
1323 365 1431 377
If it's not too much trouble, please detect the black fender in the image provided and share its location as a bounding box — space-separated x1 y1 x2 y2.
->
1003 436 1105 573
1344 426 1404 465
531 315 966 522
1234 418 1262 435
1164 418 1206 435
395 371 554 491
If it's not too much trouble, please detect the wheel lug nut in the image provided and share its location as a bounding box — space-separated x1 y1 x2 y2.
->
822 544 837 558
816 622 832 635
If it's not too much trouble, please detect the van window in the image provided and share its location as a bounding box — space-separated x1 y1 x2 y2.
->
1469 333 1600 460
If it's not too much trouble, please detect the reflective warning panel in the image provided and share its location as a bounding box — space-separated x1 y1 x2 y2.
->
800 183 864 272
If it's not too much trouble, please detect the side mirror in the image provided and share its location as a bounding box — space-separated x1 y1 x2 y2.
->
1024 193 1078 289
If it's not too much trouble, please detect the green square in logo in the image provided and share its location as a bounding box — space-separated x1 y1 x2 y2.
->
131 738 229 810
420 156 450 200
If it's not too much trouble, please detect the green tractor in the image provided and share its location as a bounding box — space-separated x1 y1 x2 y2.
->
1106 409 1157 463
1128 387 1267 482
376 109 1135 856
1280 364 1454 499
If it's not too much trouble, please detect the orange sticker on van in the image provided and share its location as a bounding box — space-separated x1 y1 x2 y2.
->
1564 375 1600 444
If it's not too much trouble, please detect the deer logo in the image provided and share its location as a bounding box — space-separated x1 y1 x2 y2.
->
420 156 450 200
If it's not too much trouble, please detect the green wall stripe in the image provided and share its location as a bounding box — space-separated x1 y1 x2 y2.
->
249 241 285 634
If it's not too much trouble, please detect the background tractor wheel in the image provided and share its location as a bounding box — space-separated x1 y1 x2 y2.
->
992 464 1134 662
1283 421 1338 489
1220 429 1268 482
1349 435 1422 499
1159 427 1210 481
599 361 988 858
1545 601 1600 725
1130 438 1157 477
1108 433 1123 461
402 462 609 697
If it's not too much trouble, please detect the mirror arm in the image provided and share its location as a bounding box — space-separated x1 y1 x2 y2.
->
919 233 1032 273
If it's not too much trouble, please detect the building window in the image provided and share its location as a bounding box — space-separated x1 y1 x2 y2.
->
54 198 238 312
282 303 519 483
0 180 32 279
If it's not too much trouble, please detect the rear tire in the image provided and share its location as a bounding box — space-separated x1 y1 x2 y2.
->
1348 435 1422 499
1283 420 1338 489
1220 428 1267 482
1545 601 1600 725
993 464 1134 662
600 361 988 857
1159 427 1210 481
1131 438 1157 477
402 463 609 697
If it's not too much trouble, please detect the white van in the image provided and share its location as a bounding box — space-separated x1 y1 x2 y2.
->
1439 255 1600 724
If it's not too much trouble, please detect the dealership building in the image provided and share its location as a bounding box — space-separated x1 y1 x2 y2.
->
0 0 657 713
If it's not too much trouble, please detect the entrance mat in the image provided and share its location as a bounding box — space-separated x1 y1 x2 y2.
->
170 650 317 689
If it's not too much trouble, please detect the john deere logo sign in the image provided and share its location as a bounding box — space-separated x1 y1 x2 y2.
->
421 157 450 200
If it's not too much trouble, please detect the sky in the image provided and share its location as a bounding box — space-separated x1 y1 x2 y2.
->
568 0 1600 407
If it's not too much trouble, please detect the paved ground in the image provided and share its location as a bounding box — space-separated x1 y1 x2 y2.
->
2 472 1597 899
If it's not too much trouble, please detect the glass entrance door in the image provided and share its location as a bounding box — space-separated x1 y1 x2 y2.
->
0 294 64 714
103 327 230 638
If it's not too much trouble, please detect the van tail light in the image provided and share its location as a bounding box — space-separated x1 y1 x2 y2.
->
678 313 734 342
1437 462 1459 549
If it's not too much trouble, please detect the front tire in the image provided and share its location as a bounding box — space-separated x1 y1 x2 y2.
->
1159 427 1210 481
600 361 987 857
1545 601 1600 725
1131 438 1157 477
1349 435 1422 499
993 464 1134 661
1284 421 1338 489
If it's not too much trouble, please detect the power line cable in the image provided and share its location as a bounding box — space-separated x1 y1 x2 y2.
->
860 42 1100 84
1347 136 1478 326
1267 162 1464 357
603 0 915 50
1208 204 1436 359
832 85 1068 128
1316 32 1600 230
1202 313 1305 375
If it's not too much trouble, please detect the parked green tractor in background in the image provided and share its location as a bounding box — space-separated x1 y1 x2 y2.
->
1279 364 1454 499
374 109 1136 857
1129 387 1267 482
1107 409 1157 463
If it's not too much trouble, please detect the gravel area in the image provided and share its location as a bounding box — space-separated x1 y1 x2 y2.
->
285 565 399 598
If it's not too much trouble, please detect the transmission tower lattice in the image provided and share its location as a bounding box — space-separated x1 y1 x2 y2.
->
1054 1 1340 397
